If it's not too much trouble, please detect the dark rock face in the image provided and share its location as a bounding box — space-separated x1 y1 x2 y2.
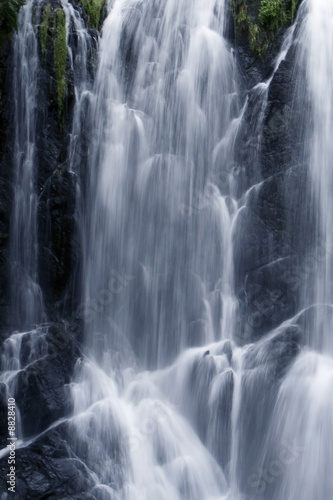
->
236 256 299 343
14 350 72 438
0 0 102 333
35 0 79 320
0 21 15 338
0 382 8 446
233 164 316 343
38 167 78 314
0 423 97 499
0 409 129 499
0 323 82 442
259 38 311 180
230 1 319 344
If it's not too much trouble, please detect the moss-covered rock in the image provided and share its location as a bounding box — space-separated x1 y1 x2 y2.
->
231 0 299 56
40 3 52 58
0 0 25 100
54 8 67 117
38 4 68 118
0 0 25 35
258 0 288 32
80 0 106 30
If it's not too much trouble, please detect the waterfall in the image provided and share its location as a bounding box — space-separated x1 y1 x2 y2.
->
70 0 242 496
59 0 333 497
301 0 333 353
83 0 240 369
63 0 95 173
10 0 44 329
2 0 333 498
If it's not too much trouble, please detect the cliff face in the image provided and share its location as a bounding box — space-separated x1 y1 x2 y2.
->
0 0 105 337
225 0 314 343
0 1 24 334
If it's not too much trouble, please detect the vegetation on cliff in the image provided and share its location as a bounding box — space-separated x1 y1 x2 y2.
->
0 0 25 101
40 3 52 58
39 4 68 118
81 0 107 30
0 0 25 35
231 0 299 55
54 8 67 117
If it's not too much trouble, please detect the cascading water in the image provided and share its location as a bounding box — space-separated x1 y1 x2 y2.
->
2 0 333 498
83 0 240 369
66 0 244 497
10 0 44 329
63 0 95 173
300 0 333 353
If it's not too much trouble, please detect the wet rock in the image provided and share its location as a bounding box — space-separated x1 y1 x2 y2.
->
233 164 316 343
0 423 96 499
7 323 82 438
0 19 15 337
243 325 301 374
38 166 79 315
260 45 310 178
236 257 299 343
0 399 129 498
233 206 285 291
14 359 72 437
0 382 8 448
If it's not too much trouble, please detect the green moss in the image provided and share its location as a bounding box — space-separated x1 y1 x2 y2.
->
291 0 297 19
0 0 25 104
38 6 69 118
237 5 248 24
232 1 262 54
0 0 25 35
54 8 67 117
40 3 51 58
81 0 106 30
259 0 288 32
231 0 298 56
249 22 260 52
